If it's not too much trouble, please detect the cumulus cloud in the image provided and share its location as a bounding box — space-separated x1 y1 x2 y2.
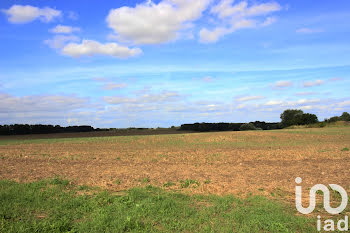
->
296 28 324 34
1 5 61 23
272 80 293 88
44 35 80 49
50 25 81 34
236 95 265 102
200 0 281 43
303 79 324 87
62 40 142 58
106 0 211 44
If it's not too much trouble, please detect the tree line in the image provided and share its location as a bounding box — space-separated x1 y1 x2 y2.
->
180 121 282 132
325 112 350 123
1 110 348 135
180 110 350 132
0 124 100 135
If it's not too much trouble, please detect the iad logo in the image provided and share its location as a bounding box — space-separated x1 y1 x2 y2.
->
295 177 349 231
295 177 348 214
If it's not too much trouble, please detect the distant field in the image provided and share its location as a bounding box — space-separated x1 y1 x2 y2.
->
1 126 350 232
0 128 195 141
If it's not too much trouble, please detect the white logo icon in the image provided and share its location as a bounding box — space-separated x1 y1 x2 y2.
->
295 177 348 215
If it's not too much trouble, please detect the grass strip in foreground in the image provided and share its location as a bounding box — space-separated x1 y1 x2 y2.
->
0 178 313 232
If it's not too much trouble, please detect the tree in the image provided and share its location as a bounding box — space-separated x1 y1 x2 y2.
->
299 113 318 125
280 109 304 127
340 112 350 121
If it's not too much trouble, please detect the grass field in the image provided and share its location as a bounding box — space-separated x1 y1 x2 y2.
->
1 126 350 232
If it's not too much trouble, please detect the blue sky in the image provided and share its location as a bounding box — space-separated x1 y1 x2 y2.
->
0 0 349 127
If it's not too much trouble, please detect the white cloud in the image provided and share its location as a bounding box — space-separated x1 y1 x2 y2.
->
44 35 80 49
199 27 229 43
236 96 264 102
62 40 142 58
338 100 350 107
264 100 283 106
2 5 61 23
303 79 324 87
50 24 81 34
210 0 246 19
92 77 128 90
296 28 324 34
0 93 88 113
295 92 317 96
328 77 343 82
0 93 102 126
272 80 293 88
106 0 211 44
261 16 277 26
104 91 180 104
263 98 320 107
200 0 281 43
67 11 78 20
103 82 127 90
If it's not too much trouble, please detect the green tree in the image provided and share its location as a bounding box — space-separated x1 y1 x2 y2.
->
299 113 318 125
280 109 303 127
340 112 350 121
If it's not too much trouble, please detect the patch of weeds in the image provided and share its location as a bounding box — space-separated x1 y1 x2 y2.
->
316 190 323 195
115 157 121 160
114 179 121 185
204 179 211 184
163 181 175 187
258 188 264 192
330 188 343 201
180 179 200 188
271 187 288 198
341 147 349 151
78 185 90 190
139 177 150 184
50 176 70 186
157 154 168 158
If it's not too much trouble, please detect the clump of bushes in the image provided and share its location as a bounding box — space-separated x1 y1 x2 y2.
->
239 123 257 131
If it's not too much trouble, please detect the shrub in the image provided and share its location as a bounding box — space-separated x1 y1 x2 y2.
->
239 123 257 131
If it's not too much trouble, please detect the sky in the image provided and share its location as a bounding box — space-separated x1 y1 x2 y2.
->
0 0 349 128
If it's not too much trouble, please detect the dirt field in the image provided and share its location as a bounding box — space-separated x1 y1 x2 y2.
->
1 127 349 204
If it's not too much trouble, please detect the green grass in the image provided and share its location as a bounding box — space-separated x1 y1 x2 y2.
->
0 179 313 232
